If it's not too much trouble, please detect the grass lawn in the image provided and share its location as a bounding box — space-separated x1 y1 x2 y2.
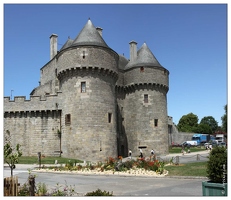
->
14 156 208 177
165 161 207 177
9 151 208 177
12 147 206 164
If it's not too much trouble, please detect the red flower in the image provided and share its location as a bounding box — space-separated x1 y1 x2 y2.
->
118 156 123 160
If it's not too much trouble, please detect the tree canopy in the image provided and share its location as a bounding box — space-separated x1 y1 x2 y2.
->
199 116 218 133
177 105 225 134
221 104 227 133
177 113 199 132
194 123 212 134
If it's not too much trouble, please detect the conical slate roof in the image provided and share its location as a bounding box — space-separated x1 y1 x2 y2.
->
59 37 74 51
71 19 109 48
125 43 163 70
118 54 129 70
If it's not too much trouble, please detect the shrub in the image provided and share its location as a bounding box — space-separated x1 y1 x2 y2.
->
36 182 48 196
48 182 77 196
147 161 158 171
85 189 113 196
65 160 74 170
156 161 165 174
18 182 30 196
88 164 95 170
206 146 227 183
18 171 36 196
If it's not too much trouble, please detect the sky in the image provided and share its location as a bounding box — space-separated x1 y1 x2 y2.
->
2 1 228 126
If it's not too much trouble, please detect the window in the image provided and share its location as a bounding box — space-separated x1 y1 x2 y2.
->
140 67 144 72
83 51 85 59
108 113 112 123
154 119 158 127
144 94 148 103
81 82 86 93
65 114 71 125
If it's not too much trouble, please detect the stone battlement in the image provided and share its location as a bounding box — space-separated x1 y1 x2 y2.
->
57 66 118 82
4 93 62 112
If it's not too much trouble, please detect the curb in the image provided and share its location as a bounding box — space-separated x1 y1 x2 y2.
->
30 168 208 180
166 175 208 180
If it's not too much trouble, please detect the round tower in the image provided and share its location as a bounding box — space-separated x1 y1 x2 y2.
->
123 42 169 156
56 19 119 162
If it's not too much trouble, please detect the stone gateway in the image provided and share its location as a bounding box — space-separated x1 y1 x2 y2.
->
4 19 170 162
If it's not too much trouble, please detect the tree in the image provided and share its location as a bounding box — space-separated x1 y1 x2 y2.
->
206 146 227 183
177 113 199 132
193 123 212 134
4 142 22 176
200 116 218 133
221 104 227 133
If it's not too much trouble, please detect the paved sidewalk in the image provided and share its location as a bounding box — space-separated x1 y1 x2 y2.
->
4 163 38 170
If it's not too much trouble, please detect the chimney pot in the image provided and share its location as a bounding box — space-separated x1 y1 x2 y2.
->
96 27 103 37
129 40 137 62
50 34 58 60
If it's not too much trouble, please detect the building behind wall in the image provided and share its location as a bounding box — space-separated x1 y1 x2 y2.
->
4 19 170 162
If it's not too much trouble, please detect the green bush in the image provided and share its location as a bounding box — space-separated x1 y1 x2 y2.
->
18 182 30 196
48 182 76 196
206 146 227 183
36 182 48 196
65 160 74 170
85 189 113 196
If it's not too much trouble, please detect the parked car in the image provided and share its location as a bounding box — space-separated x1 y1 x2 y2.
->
181 141 197 147
218 142 226 148
181 142 191 148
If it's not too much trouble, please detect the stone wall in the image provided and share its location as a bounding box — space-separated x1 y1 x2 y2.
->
172 132 195 145
124 66 169 87
4 110 61 156
57 46 118 74
40 58 57 86
123 86 168 157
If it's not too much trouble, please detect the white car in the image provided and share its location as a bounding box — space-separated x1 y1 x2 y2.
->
218 142 226 147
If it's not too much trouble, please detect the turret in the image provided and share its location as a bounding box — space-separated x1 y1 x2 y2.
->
122 42 169 156
56 19 119 162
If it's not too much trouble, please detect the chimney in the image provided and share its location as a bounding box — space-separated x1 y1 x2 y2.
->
129 40 137 62
50 34 58 60
96 27 103 37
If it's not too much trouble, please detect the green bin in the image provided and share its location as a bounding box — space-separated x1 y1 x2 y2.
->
202 181 227 196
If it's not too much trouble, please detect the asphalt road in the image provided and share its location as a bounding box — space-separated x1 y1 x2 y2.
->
158 150 209 164
4 167 208 196
3 150 210 196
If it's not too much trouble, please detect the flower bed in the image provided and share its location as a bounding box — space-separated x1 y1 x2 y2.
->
33 157 168 177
